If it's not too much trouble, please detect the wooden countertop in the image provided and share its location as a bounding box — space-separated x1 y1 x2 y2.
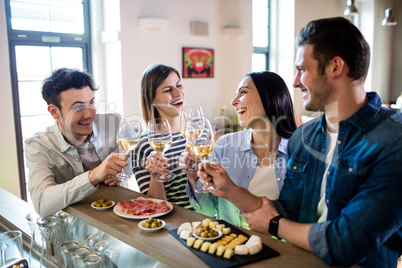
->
62 184 332 268
0 186 336 267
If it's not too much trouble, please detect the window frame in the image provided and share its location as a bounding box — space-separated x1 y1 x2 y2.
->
4 0 92 200
253 0 270 71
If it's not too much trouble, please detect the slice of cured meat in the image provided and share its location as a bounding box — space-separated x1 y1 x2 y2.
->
117 197 170 216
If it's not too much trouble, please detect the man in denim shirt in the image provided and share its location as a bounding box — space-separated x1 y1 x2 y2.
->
198 17 401 267
26 68 130 217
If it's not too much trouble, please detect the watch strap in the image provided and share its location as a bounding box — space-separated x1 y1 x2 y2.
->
268 215 284 240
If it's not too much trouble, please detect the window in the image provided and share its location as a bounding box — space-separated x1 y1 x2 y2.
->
252 0 270 71
5 0 91 201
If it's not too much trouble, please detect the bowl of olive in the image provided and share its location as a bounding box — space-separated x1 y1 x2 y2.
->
91 199 115 211
138 218 166 232
193 226 222 241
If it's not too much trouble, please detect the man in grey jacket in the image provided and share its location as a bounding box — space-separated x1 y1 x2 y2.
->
25 68 130 217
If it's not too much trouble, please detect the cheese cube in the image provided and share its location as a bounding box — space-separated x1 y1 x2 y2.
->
208 243 218 254
222 227 231 235
225 244 236 250
192 221 201 231
200 242 211 252
177 222 192 235
187 237 196 247
216 245 226 257
209 221 219 229
202 218 211 227
221 236 233 242
223 248 234 259
246 240 263 255
235 245 249 255
216 224 225 231
179 230 193 240
246 235 261 245
230 240 241 246
193 239 204 250
238 234 248 242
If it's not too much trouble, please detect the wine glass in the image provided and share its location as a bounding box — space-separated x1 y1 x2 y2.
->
147 118 175 182
179 106 204 139
186 117 217 193
179 106 204 172
115 117 142 181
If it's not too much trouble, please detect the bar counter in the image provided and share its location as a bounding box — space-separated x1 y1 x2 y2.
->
0 185 336 268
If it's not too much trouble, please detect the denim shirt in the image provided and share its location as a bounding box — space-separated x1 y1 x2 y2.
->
25 113 126 217
275 93 402 267
186 129 288 227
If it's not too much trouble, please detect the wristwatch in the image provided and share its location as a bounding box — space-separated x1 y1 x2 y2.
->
268 215 284 240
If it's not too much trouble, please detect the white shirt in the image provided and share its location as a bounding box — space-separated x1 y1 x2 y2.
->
317 126 338 222
25 113 124 217
241 164 280 228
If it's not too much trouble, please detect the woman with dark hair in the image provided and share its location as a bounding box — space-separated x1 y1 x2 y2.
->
180 71 297 227
133 63 193 209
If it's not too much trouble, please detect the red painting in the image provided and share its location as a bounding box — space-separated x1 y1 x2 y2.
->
182 47 214 78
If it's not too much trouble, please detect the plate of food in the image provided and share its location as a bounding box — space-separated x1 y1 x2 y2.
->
193 226 222 241
138 218 166 232
91 199 115 211
113 197 173 219
169 218 280 268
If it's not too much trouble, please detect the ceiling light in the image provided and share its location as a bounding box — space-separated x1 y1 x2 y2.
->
382 8 397 26
344 0 358 16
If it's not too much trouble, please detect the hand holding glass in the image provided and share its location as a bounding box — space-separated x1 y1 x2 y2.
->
115 117 142 181
148 118 175 182
186 117 217 193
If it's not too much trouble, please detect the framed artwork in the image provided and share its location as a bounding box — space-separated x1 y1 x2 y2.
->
182 47 214 78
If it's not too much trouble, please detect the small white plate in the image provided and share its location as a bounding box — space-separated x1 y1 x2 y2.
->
138 219 166 232
91 200 115 211
192 228 222 241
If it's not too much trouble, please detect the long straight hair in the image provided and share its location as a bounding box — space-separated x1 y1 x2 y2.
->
140 64 181 123
248 71 297 138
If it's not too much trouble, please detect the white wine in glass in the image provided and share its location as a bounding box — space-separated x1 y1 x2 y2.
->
117 138 140 151
115 117 142 181
148 140 172 153
179 106 204 139
180 107 204 173
187 142 214 159
186 117 217 193
148 118 176 182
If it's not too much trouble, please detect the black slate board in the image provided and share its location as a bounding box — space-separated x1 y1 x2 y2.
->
169 220 279 268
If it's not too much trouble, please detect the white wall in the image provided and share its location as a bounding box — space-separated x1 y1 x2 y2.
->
0 0 21 197
390 0 402 102
119 0 253 121
293 0 345 119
